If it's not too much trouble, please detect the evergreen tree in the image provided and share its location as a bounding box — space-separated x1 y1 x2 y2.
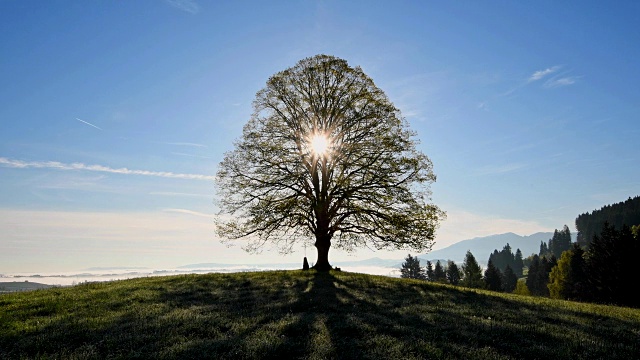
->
488 243 517 274
446 260 461 285
547 230 559 257
488 250 501 271
513 249 524 277
484 259 503 291
400 254 426 280
547 226 572 259
425 260 434 282
525 254 539 293
559 225 572 255
566 243 587 300
461 250 484 288
537 256 552 297
433 260 446 283
539 241 550 257
576 195 640 246
585 223 638 307
526 255 550 296
502 265 518 293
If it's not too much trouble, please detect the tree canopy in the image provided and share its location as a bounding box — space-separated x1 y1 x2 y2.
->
215 55 444 270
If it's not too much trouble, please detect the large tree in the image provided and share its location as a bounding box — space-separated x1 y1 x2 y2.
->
215 55 444 270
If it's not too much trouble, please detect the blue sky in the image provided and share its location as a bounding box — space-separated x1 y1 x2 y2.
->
1 1 639 273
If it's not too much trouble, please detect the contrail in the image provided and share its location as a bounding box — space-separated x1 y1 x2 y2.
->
0 157 216 181
76 118 103 131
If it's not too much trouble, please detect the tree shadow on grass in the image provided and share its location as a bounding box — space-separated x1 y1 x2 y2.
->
295 272 640 359
2 271 639 359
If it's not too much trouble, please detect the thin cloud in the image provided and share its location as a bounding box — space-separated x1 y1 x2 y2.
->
163 208 214 218
544 76 578 88
0 157 216 181
165 0 200 14
528 66 561 82
75 118 103 131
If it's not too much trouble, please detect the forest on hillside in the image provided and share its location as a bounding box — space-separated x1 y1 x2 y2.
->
401 195 640 308
576 195 640 246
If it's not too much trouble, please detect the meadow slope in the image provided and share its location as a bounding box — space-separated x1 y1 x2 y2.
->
1 270 639 359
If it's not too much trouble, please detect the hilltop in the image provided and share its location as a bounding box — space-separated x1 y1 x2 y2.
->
1 270 639 359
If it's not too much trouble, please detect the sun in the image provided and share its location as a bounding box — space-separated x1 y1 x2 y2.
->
310 133 329 156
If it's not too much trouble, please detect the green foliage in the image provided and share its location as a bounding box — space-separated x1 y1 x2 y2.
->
513 249 524 277
445 260 461 285
541 226 572 259
514 279 531 296
502 265 518 293
576 195 640 246
215 54 444 270
400 254 426 280
1 271 639 359
548 250 571 299
425 260 434 281
433 260 447 283
484 259 503 291
461 250 484 289
585 223 638 307
548 243 587 301
526 255 548 296
488 243 525 278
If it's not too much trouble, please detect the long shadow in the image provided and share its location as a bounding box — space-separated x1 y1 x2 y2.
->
3 271 639 359
305 272 640 359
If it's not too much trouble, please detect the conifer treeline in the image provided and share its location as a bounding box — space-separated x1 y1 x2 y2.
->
576 195 640 246
399 195 640 307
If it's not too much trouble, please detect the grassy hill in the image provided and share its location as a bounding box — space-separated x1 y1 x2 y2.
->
1 270 639 359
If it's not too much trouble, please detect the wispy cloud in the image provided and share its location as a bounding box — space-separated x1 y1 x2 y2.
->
75 118 103 131
163 208 214 218
0 157 216 181
165 0 200 14
528 66 561 82
544 76 578 88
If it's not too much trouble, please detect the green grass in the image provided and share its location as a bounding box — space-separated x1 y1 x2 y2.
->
1 270 639 359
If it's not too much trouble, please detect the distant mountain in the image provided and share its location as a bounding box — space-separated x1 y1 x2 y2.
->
418 232 576 265
177 232 575 272
178 262 299 269
178 257 402 270
333 257 401 268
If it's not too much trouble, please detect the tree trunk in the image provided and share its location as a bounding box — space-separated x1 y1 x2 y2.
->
313 234 332 271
